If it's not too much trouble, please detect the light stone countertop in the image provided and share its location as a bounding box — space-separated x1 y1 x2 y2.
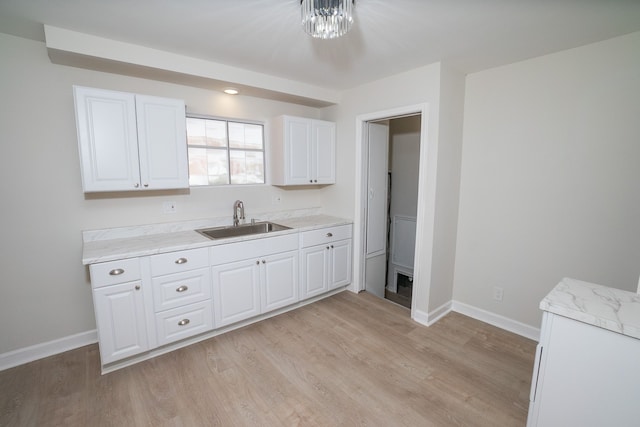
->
82 213 352 265
541 277 640 340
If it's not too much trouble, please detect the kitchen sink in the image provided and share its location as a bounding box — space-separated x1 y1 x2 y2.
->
196 221 291 240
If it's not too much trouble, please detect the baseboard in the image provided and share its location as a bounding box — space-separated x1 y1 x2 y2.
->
451 301 540 341
0 329 98 372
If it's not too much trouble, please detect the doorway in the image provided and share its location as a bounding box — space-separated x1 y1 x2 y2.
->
364 116 421 309
353 103 434 322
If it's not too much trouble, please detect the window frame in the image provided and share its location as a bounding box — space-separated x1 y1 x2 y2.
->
186 113 266 187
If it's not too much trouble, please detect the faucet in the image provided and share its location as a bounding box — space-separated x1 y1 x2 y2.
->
233 200 245 227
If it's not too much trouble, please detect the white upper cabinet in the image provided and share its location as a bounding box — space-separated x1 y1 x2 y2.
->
270 115 336 186
73 86 188 192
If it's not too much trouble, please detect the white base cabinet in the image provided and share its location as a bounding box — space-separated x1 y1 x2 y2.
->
527 311 640 426
300 225 352 299
211 234 299 328
88 223 351 372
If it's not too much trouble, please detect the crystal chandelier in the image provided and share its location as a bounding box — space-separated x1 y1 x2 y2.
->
301 0 355 40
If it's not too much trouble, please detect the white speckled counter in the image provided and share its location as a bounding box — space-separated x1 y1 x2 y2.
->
540 277 640 339
82 213 352 265
527 278 640 426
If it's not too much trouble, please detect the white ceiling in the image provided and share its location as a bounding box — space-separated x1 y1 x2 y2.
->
1 0 640 91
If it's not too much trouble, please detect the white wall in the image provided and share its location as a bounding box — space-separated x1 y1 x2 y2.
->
389 116 421 219
454 32 640 328
0 33 326 354
321 63 465 321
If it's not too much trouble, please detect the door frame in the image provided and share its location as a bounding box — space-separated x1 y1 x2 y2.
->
353 103 435 323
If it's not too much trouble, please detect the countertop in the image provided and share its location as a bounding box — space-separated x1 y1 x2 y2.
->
82 213 352 265
540 277 640 340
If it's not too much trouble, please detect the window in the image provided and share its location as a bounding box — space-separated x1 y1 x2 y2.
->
186 115 265 186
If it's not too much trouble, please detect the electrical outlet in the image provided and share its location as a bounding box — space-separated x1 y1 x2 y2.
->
493 286 504 302
272 195 282 205
163 201 177 214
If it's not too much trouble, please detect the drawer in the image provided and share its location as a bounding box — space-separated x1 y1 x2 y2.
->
89 258 141 288
150 248 208 276
300 224 352 248
210 233 298 265
155 301 213 346
152 268 211 312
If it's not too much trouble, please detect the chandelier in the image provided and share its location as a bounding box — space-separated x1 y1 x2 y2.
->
301 0 355 40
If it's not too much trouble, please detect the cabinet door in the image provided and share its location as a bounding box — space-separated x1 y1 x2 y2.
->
93 281 149 364
135 95 189 190
212 259 261 327
312 120 336 184
261 250 299 312
74 86 140 192
329 239 352 290
284 116 312 185
300 245 329 299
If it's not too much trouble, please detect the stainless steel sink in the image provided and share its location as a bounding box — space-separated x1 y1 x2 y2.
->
196 221 291 240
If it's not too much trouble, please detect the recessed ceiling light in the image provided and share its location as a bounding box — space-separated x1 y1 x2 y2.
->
223 88 239 95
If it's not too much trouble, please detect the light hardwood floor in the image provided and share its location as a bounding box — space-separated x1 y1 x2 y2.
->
1 292 536 426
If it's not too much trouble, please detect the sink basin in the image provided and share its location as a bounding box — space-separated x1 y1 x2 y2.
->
196 221 291 240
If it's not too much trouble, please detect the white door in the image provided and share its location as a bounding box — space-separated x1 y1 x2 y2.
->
313 120 336 184
300 245 329 299
329 239 352 290
212 259 260 327
73 86 140 192
93 281 148 364
261 250 299 312
135 95 189 190
285 116 312 184
365 122 389 298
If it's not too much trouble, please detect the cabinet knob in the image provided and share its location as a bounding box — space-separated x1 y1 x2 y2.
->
256 260 260 265
175 257 188 265
309 180 313 183
143 183 149 187
177 319 190 326
109 268 125 276
326 232 333 237
314 180 317 183
262 260 266 264
134 183 139 188
326 246 330 250
135 285 141 290
176 285 188 293
331 245 334 249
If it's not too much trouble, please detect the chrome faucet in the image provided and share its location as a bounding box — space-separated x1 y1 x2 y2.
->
233 200 245 227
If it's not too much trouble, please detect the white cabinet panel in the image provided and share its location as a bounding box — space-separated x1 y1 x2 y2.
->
300 245 329 299
261 251 298 312
155 301 213 346
330 239 352 290
152 267 211 312
73 87 139 192
212 259 261 327
73 86 188 192
270 115 336 186
93 281 149 364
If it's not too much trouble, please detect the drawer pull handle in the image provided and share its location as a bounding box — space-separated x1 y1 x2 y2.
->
176 285 189 293
135 285 141 291
326 232 333 237
178 319 190 326
175 258 188 265
109 268 125 276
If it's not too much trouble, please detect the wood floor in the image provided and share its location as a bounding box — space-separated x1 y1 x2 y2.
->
1 292 536 426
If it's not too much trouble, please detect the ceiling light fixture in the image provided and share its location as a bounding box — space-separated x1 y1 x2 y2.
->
223 88 239 95
301 0 355 40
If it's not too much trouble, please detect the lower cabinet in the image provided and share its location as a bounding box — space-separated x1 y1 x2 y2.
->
93 279 149 365
300 224 352 299
88 223 351 371
211 234 299 328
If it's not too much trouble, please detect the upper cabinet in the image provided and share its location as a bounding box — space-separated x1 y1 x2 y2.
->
73 86 189 192
270 115 336 186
